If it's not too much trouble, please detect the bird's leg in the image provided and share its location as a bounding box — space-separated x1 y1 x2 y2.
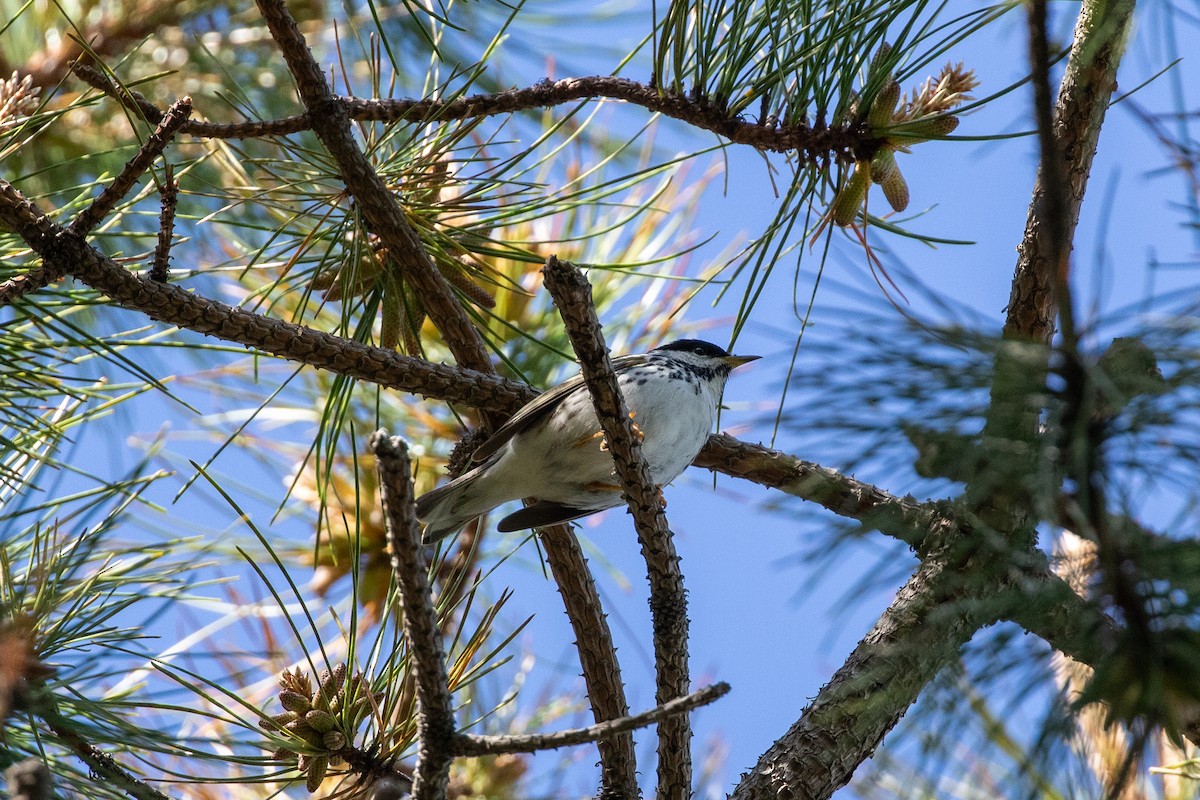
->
627 411 644 444
578 412 641 453
573 430 609 449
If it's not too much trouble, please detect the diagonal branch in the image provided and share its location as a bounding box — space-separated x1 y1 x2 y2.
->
731 559 992 800
1001 0 1134 343
0 97 191 305
0 178 533 412
69 97 192 236
694 433 948 552
253 0 495 381
42 707 175 800
970 0 1135 534
371 432 456 800
537 526 639 798
541 256 693 800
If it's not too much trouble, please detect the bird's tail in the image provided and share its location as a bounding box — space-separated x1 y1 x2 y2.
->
413 468 488 544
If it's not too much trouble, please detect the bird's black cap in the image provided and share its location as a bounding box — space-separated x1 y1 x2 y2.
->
653 339 732 358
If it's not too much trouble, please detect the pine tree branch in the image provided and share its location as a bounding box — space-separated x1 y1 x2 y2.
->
731 559 992 800
1002 558 1115 666
42 709 175 800
71 60 311 138
455 682 729 757
347 78 872 161
69 97 192 236
150 164 178 282
0 178 533 411
1002 0 1134 342
969 0 1135 534
0 91 190 304
694 433 947 551
253 0 496 382
541 256 693 800
371 432 456 800
537 526 640 798
71 59 874 162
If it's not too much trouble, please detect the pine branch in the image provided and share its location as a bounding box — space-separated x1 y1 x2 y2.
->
1002 0 1133 342
349 78 871 162
71 59 874 163
371 432 456 800
969 0 1135 535
149 164 177 283
69 97 192 236
537 526 639 798
0 90 187 304
0 179 533 411
42 710 175 800
731 559 990 800
541 256 693 800
455 682 729 756
253 0 496 382
71 60 311 138
694 433 946 552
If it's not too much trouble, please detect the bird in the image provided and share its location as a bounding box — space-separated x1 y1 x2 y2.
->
414 339 759 542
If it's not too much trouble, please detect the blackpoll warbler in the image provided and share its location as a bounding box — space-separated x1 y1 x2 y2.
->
415 339 758 542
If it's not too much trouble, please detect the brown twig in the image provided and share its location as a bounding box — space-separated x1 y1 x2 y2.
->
72 59 874 163
69 96 192 237
0 179 534 410
537 526 639 797
346 78 872 162
455 682 729 757
0 95 189 306
72 61 312 138
69 62 164 125
149 164 178 282
371 432 456 800
42 711 174 800
694 433 946 552
540 255 693 800
253 0 496 385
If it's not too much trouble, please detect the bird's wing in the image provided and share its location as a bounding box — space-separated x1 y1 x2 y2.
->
470 354 642 464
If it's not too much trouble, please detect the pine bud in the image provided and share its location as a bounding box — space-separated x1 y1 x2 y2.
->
881 165 910 213
868 79 900 128
279 691 311 714
832 162 871 226
305 709 338 734
888 114 959 143
870 149 898 185
305 756 328 792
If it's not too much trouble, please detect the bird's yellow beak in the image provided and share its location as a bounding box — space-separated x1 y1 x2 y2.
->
722 354 761 368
